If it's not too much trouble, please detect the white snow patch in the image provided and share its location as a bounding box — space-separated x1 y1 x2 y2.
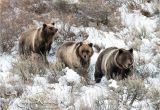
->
59 68 81 85
71 27 126 48
33 76 47 86
140 39 152 53
147 77 160 88
66 0 79 4
52 83 73 108
108 80 119 89
139 63 158 75
141 3 156 15
74 84 108 109
120 5 157 33
0 55 14 72
8 98 23 110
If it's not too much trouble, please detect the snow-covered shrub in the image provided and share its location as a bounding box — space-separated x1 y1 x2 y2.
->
147 88 160 110
108 78 147 109
0 98 9 110
127 1 141 11
10 57 66 84
0 0 18 53
47 61 66 83
78 0 122 30
0 83 24 97
18 0 53 14
9 92 60 110
0 84 16 99
54 0 78 13
10 59 47 83
53 0 123 31
0 83 24 110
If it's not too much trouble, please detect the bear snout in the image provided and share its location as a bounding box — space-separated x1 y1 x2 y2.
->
54 28 58 33
124 62 132 69
83 55 89 62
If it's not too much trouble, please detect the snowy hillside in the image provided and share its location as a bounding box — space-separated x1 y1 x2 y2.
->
0 0 160 110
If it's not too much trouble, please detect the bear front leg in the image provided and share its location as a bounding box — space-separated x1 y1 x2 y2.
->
94 68 104 83
40 52 49 66
47 43 52 54
44 54 49 65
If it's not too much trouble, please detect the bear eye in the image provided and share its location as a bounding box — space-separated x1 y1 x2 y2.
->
85 50 89 53
82 50 89 54
82 50 85 53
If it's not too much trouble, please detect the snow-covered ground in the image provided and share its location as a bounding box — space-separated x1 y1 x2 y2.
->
0 0 160 110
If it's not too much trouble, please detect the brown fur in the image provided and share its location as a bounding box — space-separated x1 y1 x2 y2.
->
56 41 93 78
94 47 133 83
19 23 58 64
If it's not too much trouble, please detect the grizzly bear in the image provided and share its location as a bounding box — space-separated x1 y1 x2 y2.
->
19 22 58 64
56 41 94 79
94 47 133 83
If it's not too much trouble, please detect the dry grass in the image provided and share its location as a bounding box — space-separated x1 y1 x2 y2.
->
0 0 124 53
10 56 66 84
0 83 24 110
107 75 160 109
127 1 141 11
16 92 60 110
1 0 159 53
0 0 54 53
147 88 160 110
47 61 65 84
10 58 47 84
108 77 147 109
0 98 9 110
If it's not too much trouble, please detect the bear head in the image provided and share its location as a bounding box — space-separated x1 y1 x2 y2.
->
76 42 94 63
42 22 58 37
116 48 133 69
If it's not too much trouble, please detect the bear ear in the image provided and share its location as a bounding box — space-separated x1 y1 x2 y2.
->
43 24 47 29
51 22 55 25
129 48 133 53
118 49 123 54
88 43 93 47
79 42 83 46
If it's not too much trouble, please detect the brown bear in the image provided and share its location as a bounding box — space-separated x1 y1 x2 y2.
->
94 47 133 83
56 41 94 79
18 22 58 64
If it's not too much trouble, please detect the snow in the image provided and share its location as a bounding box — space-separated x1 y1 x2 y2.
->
0 55 14 72
71 27 127 48
33 76 48 86
53 0 79 4
74 84 108 109
59 68 81 85
140 39 152 53
141 2 155 14
147 77 160 88
1 1 160 110
132 100 153 110
66 0 79 4
108 80 119 89
8 98 22 110
120 4 157 33
0 55 16 84
139 63 158 74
